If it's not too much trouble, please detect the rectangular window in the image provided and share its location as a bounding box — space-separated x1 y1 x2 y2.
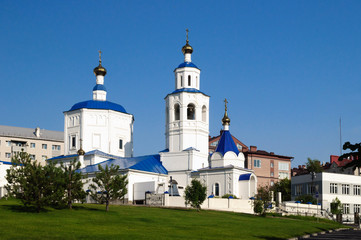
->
278 162 289 171
270 162 274 168
30 155 35 160
119 139 123 150
270 172 274 177
254 159 261 168
5 153 11 158
279 172 289 179
353 185 361 195
42 155 47 161
354 204 361 213
42 144 47 150
30 143 35 148
330 183 338 194
6 141 11 147
71 136 76 148
343 203 350 214
342 184 350 195
52 145 61 151
296 185 303 196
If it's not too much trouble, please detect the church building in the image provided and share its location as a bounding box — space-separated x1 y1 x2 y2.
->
47 32 257 203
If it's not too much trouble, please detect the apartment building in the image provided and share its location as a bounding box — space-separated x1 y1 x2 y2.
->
0 125 64 165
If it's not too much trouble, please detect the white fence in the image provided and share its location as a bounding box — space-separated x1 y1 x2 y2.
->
164 194 254 214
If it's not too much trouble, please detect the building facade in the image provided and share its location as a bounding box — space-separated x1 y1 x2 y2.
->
291 172 361 219
0 125 63 165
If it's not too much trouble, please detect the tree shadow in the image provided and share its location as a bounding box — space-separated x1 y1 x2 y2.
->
0 204 50 213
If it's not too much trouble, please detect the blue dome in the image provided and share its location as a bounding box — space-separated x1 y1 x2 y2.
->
93 84 107 91
177 62 199 69
68 100 127 113
172 88 204 94
215 130 240 156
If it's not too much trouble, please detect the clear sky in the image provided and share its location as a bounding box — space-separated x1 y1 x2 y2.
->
1 1 361 167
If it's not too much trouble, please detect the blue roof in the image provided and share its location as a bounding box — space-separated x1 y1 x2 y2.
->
171 88 207 95
177 62 199 69
239 173 252 181
0 160 14 165
215 130 240 156
67 100 127 113
93 84 107 91
80 154 168 175
47 150 121 161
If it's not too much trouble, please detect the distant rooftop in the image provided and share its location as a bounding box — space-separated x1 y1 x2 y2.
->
0 125 63 142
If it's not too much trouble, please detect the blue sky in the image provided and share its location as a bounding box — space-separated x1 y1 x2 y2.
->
1 1 361 167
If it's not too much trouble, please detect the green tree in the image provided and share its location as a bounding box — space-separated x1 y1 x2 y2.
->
306 158 322 173
5 151 58 212
339 142 361 172
89 164 128 212
184 179 207 211
271 178 291 201
60 160 87 209
330 197 342 215
253 185 273 216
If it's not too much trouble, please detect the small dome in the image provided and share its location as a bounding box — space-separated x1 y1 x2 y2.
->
77 148 85 156
182 42 193 55
93 64 107 76
68 100 127 113
177 62 199 69
222 112 230 126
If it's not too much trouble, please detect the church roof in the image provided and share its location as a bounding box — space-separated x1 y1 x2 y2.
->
177 62 199 69
47 150 120 161
67 100 127 113
80 154 167 175
215 130 240 156
93 84 107 91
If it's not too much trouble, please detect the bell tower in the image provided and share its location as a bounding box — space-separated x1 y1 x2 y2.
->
164 29 210 156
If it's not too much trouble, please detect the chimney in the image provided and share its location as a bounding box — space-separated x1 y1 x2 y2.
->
250 146 257 152
270 152 274 155
35 127 40 138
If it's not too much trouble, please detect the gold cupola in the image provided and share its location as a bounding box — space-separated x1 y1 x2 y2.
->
182 29 193 55
222 99 230 126
93 50 107 76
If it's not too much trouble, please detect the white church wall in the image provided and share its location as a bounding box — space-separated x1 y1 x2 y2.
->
160 150 208 172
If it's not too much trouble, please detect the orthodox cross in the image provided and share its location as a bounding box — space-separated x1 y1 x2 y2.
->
186 29 189 43
224 98 228 112
98 50 102 65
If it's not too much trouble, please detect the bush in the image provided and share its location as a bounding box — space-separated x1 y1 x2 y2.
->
222 194 237 199
253 200 263 215
295 195 317 204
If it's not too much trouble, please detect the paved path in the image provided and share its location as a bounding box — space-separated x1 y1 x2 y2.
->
298 228 361 240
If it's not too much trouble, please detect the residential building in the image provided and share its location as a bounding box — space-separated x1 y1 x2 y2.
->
0 125 64 165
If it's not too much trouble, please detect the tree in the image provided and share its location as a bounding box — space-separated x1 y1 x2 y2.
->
330 197 342 215
5 151 58 212
184 179 207 211
253 185 272 216
271 178 291 202
339 142 361 172
89 164 128 212
306 158 322 174
60 160 87 209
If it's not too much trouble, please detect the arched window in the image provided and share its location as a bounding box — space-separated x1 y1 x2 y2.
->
215 183 220 196
174 104 180 121
188 75 191 86
187 103 195 120
202 105 207 122
180 76 183 87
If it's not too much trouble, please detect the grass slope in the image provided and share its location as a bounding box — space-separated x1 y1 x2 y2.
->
0 199 343 240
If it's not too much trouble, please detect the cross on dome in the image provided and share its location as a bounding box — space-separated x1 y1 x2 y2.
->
222 98 231 128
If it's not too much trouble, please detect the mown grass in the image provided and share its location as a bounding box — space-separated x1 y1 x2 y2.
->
0 198 344 240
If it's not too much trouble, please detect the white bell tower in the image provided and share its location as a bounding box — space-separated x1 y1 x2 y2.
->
164 30 210 156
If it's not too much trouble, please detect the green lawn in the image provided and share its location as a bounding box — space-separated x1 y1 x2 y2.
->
0 199 344 240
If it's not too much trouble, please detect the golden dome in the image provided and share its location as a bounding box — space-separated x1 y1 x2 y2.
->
182 42 193 55
94 50 107 76
222 112 230 126
77 148 85 156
